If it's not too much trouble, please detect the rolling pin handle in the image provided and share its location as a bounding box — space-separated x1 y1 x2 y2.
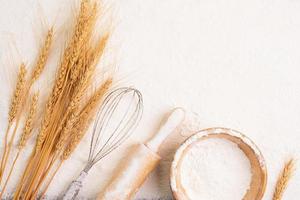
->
146 107 185 152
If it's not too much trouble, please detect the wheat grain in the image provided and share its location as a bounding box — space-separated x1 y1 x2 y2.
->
272 158 296 200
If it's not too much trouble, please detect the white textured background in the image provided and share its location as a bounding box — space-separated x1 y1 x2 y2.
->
0 0 299 199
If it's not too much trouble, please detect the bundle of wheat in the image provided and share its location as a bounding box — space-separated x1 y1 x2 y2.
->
0 27 53 198
0 0 113 199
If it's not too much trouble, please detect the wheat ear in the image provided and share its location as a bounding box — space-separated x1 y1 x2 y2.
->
30 28 53 83
272 158 296 200
18 92 39 149
0 63 27 182
8 63 27 124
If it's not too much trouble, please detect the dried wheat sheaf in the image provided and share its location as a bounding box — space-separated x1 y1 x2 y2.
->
0 0 113 199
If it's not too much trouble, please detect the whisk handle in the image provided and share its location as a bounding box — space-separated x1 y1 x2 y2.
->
146 108 185 152
62 170 88 200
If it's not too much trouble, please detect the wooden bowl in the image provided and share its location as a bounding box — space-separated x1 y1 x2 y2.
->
170 127 267 200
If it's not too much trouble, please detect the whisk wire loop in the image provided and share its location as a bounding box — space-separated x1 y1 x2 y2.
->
87 87 143 167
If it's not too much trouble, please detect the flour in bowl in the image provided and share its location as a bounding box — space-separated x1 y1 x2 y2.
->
180 138 251 200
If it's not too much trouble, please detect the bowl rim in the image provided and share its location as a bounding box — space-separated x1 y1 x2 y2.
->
170 127 267 200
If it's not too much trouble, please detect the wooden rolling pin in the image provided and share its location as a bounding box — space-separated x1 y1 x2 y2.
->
97 108 185 200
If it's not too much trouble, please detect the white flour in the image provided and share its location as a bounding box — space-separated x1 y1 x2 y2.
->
180 138 251 200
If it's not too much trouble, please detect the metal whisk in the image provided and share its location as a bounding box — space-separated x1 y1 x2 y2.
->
62 87 143 200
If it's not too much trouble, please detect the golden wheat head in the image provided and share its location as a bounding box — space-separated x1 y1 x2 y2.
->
8 63 27 124
273 158 296 200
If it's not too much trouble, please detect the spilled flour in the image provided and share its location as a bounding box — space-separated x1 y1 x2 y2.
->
180 138 251 200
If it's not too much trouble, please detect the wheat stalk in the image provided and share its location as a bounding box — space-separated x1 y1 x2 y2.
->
0 63 27 182
272 158 296 200
0 92 39 197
